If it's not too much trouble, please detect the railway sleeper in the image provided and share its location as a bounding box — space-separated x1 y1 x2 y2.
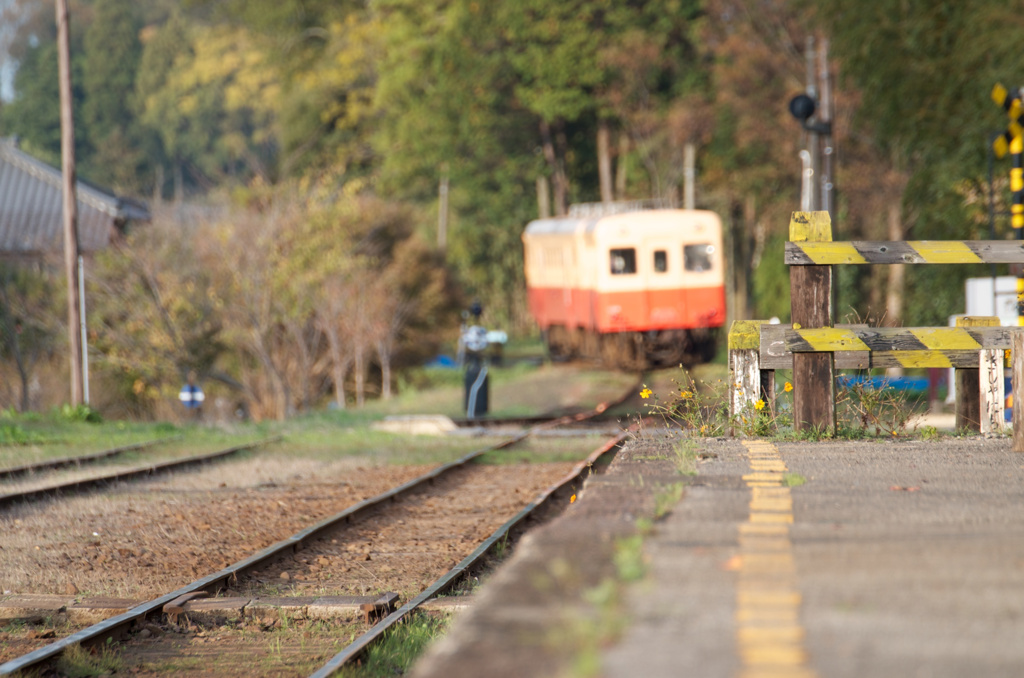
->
0 592 401 629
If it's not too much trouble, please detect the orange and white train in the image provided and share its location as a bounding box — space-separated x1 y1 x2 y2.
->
522 207 726 369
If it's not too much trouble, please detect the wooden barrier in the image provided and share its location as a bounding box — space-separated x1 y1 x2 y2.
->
730 209 1024 441
728 319 1014 436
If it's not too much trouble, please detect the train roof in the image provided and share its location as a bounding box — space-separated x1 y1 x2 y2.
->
523 209 720 238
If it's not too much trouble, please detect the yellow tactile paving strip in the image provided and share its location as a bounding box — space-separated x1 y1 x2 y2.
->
736 440 817 678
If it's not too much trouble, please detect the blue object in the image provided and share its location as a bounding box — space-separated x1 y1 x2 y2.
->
426 355 458 369
837 375 929 392
179 383 205 409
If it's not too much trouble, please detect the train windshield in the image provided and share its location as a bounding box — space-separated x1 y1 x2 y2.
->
684 244 714 272
610 248 637 275
653 250 668 272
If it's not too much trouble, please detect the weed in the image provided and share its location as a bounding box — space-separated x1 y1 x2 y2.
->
782 473 807 487
0 423 47 445
336 612 451 678
639 375 732 437
653 483 684 519
640 366 927 441
834 379 921 437
613 534 647 583
55 642 123 678
55 404 103 424
672 440 698 476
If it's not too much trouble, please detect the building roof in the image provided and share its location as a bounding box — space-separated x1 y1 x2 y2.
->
0 137 150 255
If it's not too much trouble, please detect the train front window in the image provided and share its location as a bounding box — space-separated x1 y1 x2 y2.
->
653 250 667 273
610 248 636 275
684 244 714 272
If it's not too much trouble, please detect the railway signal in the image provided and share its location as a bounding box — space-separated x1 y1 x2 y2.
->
992 83 1024 326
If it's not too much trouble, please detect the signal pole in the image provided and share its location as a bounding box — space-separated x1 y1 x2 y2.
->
991 83 1024 325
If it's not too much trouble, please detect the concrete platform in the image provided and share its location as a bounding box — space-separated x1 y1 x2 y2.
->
412 432 1024 678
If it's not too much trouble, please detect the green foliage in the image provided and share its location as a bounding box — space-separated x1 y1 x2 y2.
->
55 642 123 678
56 404 104 424
5 0 1024 413
643 366 921 440
0 423 48 445
639 375 732 437
834 379 920 438
336 612 451 678
0 262 62 413
82 0 144 189
612 533 647 583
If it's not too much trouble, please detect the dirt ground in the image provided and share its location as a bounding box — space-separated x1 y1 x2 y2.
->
0 440 599 671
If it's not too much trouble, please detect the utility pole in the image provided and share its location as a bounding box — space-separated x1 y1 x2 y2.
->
818 38 835 217
804 36 819 211
991 84 1024 325
57 0 83 406
437 170 449 251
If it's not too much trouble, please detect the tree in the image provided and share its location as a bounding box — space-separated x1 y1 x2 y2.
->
81 0 143 189
0 263 61 412
136 22 280 190
90 218 227 419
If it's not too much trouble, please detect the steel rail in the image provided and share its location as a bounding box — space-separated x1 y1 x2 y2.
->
309 431 628 677
0 437 276 510
0 434 528 676
0 386 637 676
0 436 180 481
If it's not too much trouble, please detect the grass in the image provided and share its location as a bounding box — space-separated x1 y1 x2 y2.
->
335 612 453 678
672 440 698 476
55 642 123 678
653 483 684 518
782 473 807 487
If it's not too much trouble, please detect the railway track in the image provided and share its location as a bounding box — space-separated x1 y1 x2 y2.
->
0 438 278 510
0 436 179 481
0 409 630 676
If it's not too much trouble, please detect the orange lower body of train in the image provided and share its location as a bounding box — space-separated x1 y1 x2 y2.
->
527 284 726 369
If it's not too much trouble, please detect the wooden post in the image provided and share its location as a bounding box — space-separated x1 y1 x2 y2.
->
980 346 1005 434
789 211 835 432
955 316 999 432
57 0 83 407
728 321 774 435
1013 330 1024 452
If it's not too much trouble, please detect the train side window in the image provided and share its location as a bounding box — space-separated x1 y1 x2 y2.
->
610 248 636 275
684 244 714 272
653 250 668 273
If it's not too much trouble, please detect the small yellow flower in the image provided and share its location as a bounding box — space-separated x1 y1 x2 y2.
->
680 390 693 400
570 493 577 503
755 399 766 411
784 381 793 393
640 387 653 399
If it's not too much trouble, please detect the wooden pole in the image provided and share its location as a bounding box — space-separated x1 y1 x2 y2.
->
56 0 83 407
1013 330 1024 451
683 143 696 210
536 176 551 219
597 121 613 204
437 172 449 251
955 316 999 432
789 211 835 432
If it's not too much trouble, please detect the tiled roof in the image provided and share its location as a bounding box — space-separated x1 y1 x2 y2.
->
0 137 150 255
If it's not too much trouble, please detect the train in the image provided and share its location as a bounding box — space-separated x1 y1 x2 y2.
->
522 205 726 369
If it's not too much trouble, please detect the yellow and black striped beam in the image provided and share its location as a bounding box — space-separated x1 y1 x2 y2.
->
760 326 1016 369
785 240 1024 265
